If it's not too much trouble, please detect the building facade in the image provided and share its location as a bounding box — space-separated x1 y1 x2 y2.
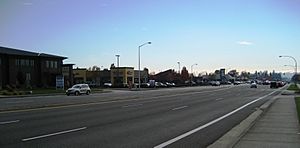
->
73 68 87 84
100 69 111 85
111 67 134 87
62 64 74 88
134 68 149 84
0 46 67 89
86 70 100 87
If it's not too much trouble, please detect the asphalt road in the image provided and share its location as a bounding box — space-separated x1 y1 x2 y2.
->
0 85 282 148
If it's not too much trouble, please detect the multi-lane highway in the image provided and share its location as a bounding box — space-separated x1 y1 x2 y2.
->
0 85 282 148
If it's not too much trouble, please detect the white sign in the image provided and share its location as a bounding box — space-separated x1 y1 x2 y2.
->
56 75 64 89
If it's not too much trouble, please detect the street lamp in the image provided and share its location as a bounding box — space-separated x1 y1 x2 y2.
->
115 55 120 67
177 62 181 74
138 41 151 89
279 55 297 75
284 64 295 68
280 55 298 83
190 63 198 86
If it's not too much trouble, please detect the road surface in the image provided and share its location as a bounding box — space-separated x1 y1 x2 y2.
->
0 85 281 148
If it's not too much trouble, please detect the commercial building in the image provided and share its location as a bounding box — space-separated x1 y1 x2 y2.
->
111 67 134 87
86 70 100 87
0 46 67 89
73 68 87 84
100 69 111 85
149 69 181 84
134 68 149 84
62 64 74 88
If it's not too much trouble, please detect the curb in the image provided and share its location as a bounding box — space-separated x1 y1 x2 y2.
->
0 93 64 99
0 90 110 99
207 93 280 148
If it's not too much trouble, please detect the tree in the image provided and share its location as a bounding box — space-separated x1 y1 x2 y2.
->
181 67 189 81
92 66 100 71
240 71 250 80
110 63 115 69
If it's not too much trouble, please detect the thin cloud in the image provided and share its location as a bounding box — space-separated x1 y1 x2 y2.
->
23 2 33 6
237 41 253 46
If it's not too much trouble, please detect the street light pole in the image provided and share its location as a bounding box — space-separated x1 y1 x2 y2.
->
115 55 120 67
190 63 197 86
177 62 181 74
138 42 151 90
284 64 295 68
279 55 298 81
280 55 298 83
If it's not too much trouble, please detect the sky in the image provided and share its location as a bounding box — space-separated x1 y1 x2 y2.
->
1 0 300 74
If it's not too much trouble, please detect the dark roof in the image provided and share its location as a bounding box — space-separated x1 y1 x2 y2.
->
38 53 67 59
63 64 75 66
0 46 67 59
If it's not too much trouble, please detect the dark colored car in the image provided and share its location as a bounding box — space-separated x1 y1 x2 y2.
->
270 81 278 88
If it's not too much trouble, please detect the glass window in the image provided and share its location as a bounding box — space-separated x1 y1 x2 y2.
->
54 61 58 68
30 60 34 67
46 61 49 68
26 73 31 81
25 59 29 66
50 61 54 68
21 59 25 66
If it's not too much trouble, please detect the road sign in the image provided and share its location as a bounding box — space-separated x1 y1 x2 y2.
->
56 75 64 89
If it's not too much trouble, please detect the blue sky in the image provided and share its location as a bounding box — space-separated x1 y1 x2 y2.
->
1 0 300 74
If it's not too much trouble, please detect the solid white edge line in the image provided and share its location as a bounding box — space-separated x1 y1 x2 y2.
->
22 127 87 142
154 90 277 148
0 120 20 125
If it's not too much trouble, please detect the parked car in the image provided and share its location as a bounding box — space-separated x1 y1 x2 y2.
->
66 84 91 96
277 81 285 87
262 80 271 85
234 81 241 85
270 81 278 88
250 82 257 88
103 83 112 87
155 82 167 87
211 81 220 86
141 83 150 88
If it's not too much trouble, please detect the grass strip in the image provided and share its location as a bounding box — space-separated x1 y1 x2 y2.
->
295 97 300 123
287 84 300 91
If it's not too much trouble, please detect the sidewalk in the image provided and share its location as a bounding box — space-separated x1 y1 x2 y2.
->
233 95 300 148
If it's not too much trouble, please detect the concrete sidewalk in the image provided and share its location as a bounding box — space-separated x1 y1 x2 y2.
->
233 95 300 148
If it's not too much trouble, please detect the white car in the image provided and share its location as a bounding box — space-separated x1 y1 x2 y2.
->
66 84 91 96
250 82 257 88
104 83 112 87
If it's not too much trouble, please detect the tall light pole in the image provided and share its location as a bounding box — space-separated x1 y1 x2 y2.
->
177 62 181 74
284 64 295 68
280 55 298 83
190 63 198 86
115 55 120 67
138 41 151 89
284 65 297 82
279 55 298 77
